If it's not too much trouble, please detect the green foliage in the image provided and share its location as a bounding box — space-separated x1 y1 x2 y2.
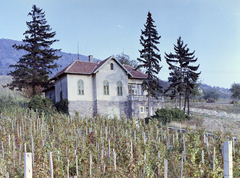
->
203 89 220 101
115 52 138 69
0 95 17 112
230 83 240 101
136 12 162 98
149 107 190 125
165 36 200 114
1 106 240 177
55 91 69 114
28 95 54 115
7 5 61 96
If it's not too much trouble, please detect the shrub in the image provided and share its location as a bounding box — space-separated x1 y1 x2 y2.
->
147 107 190 125
54 91 69 114
55 99 69 114
28 95 54 115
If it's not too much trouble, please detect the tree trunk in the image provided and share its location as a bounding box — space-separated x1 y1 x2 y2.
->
187 89 190 115
179 95 182 110
184 89 187 111
148 84 150 117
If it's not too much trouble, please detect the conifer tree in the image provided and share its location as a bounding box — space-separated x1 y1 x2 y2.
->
165 36 200 114
7 5 61 97
136 12 162 117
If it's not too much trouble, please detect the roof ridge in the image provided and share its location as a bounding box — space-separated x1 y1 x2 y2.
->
65 60 77 72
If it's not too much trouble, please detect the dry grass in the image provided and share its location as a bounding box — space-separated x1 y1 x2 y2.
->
164 101 240 136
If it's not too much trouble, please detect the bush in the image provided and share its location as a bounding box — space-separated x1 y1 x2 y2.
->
28 95 54 115
0 95 18 112
55 99 69 114
146 107 190 125
54 91 69 114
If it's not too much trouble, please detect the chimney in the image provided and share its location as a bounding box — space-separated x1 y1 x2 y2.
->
89 55 93 62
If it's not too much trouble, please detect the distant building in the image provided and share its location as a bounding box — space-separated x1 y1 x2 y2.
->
45 55 164 118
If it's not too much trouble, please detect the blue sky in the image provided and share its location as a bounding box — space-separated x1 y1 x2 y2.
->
0 0 239 88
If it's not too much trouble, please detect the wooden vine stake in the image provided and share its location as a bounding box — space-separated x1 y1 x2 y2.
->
67 159 69 178
223 141 233 178
180 151 184 178
76 155 78 176
164 158 168 178
90 153 92 177
113 151 116 173
157 151 160 177
1 141 4 159
49 152 53 178
213 147 215 171
31 135 34 167
143 153 146 178
24 153 32 178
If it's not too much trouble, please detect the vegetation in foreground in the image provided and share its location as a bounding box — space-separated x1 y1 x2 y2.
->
0 102 240 177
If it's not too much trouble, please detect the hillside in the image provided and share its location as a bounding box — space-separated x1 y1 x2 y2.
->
0 38 99 75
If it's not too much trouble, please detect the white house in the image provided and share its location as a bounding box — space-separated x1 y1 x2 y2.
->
45 55 164 119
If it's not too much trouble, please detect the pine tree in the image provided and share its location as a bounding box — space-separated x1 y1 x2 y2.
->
7 5 61 97
136 12 162 117
165 36 200 114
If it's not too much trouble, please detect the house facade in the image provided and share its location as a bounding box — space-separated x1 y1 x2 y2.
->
45 55 164 119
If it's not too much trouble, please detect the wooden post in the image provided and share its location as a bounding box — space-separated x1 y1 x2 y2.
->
76 155 78 176
90 153 92 176
108 139 110 159
31 135 34 167
67 159 69 178
157 151 160 177
24 153 32 178
1 141 4 159
164 159 168 178
49 152 53 178
143 153 146 178
113 151 116 172
202 150 204 164
224 141 233 178
180 151 184 178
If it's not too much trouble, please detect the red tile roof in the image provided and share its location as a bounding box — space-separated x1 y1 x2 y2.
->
92 57 110 73
51 57 147 80
51 60 98 79
124 65 148 79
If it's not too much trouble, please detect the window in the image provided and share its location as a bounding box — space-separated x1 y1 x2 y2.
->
140 106 144 113
110 63 114 70
78 79 84 95
103 80 109 95
117 81 123 96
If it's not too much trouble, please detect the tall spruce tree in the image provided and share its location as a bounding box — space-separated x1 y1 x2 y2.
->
7 5 61 97
165 36 200 114
136 12 162 117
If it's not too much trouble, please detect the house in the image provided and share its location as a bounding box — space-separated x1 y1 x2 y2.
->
45 55 164 119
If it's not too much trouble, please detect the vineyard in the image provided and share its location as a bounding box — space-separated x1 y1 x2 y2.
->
0 107 239 177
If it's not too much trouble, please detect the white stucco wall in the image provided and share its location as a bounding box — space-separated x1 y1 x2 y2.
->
55 75 68 102
94 59 129 101
67 74 93 101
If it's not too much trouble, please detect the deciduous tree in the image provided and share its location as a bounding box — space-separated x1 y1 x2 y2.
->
115 52 138 68
230 83 240 102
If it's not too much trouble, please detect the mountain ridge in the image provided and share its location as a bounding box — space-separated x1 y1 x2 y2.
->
0 38 100 75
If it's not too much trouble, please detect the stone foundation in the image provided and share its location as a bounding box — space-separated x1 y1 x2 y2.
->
68 100 94 117
68 99 164 119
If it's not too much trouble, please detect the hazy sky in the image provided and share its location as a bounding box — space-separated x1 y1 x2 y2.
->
0 0 239 88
